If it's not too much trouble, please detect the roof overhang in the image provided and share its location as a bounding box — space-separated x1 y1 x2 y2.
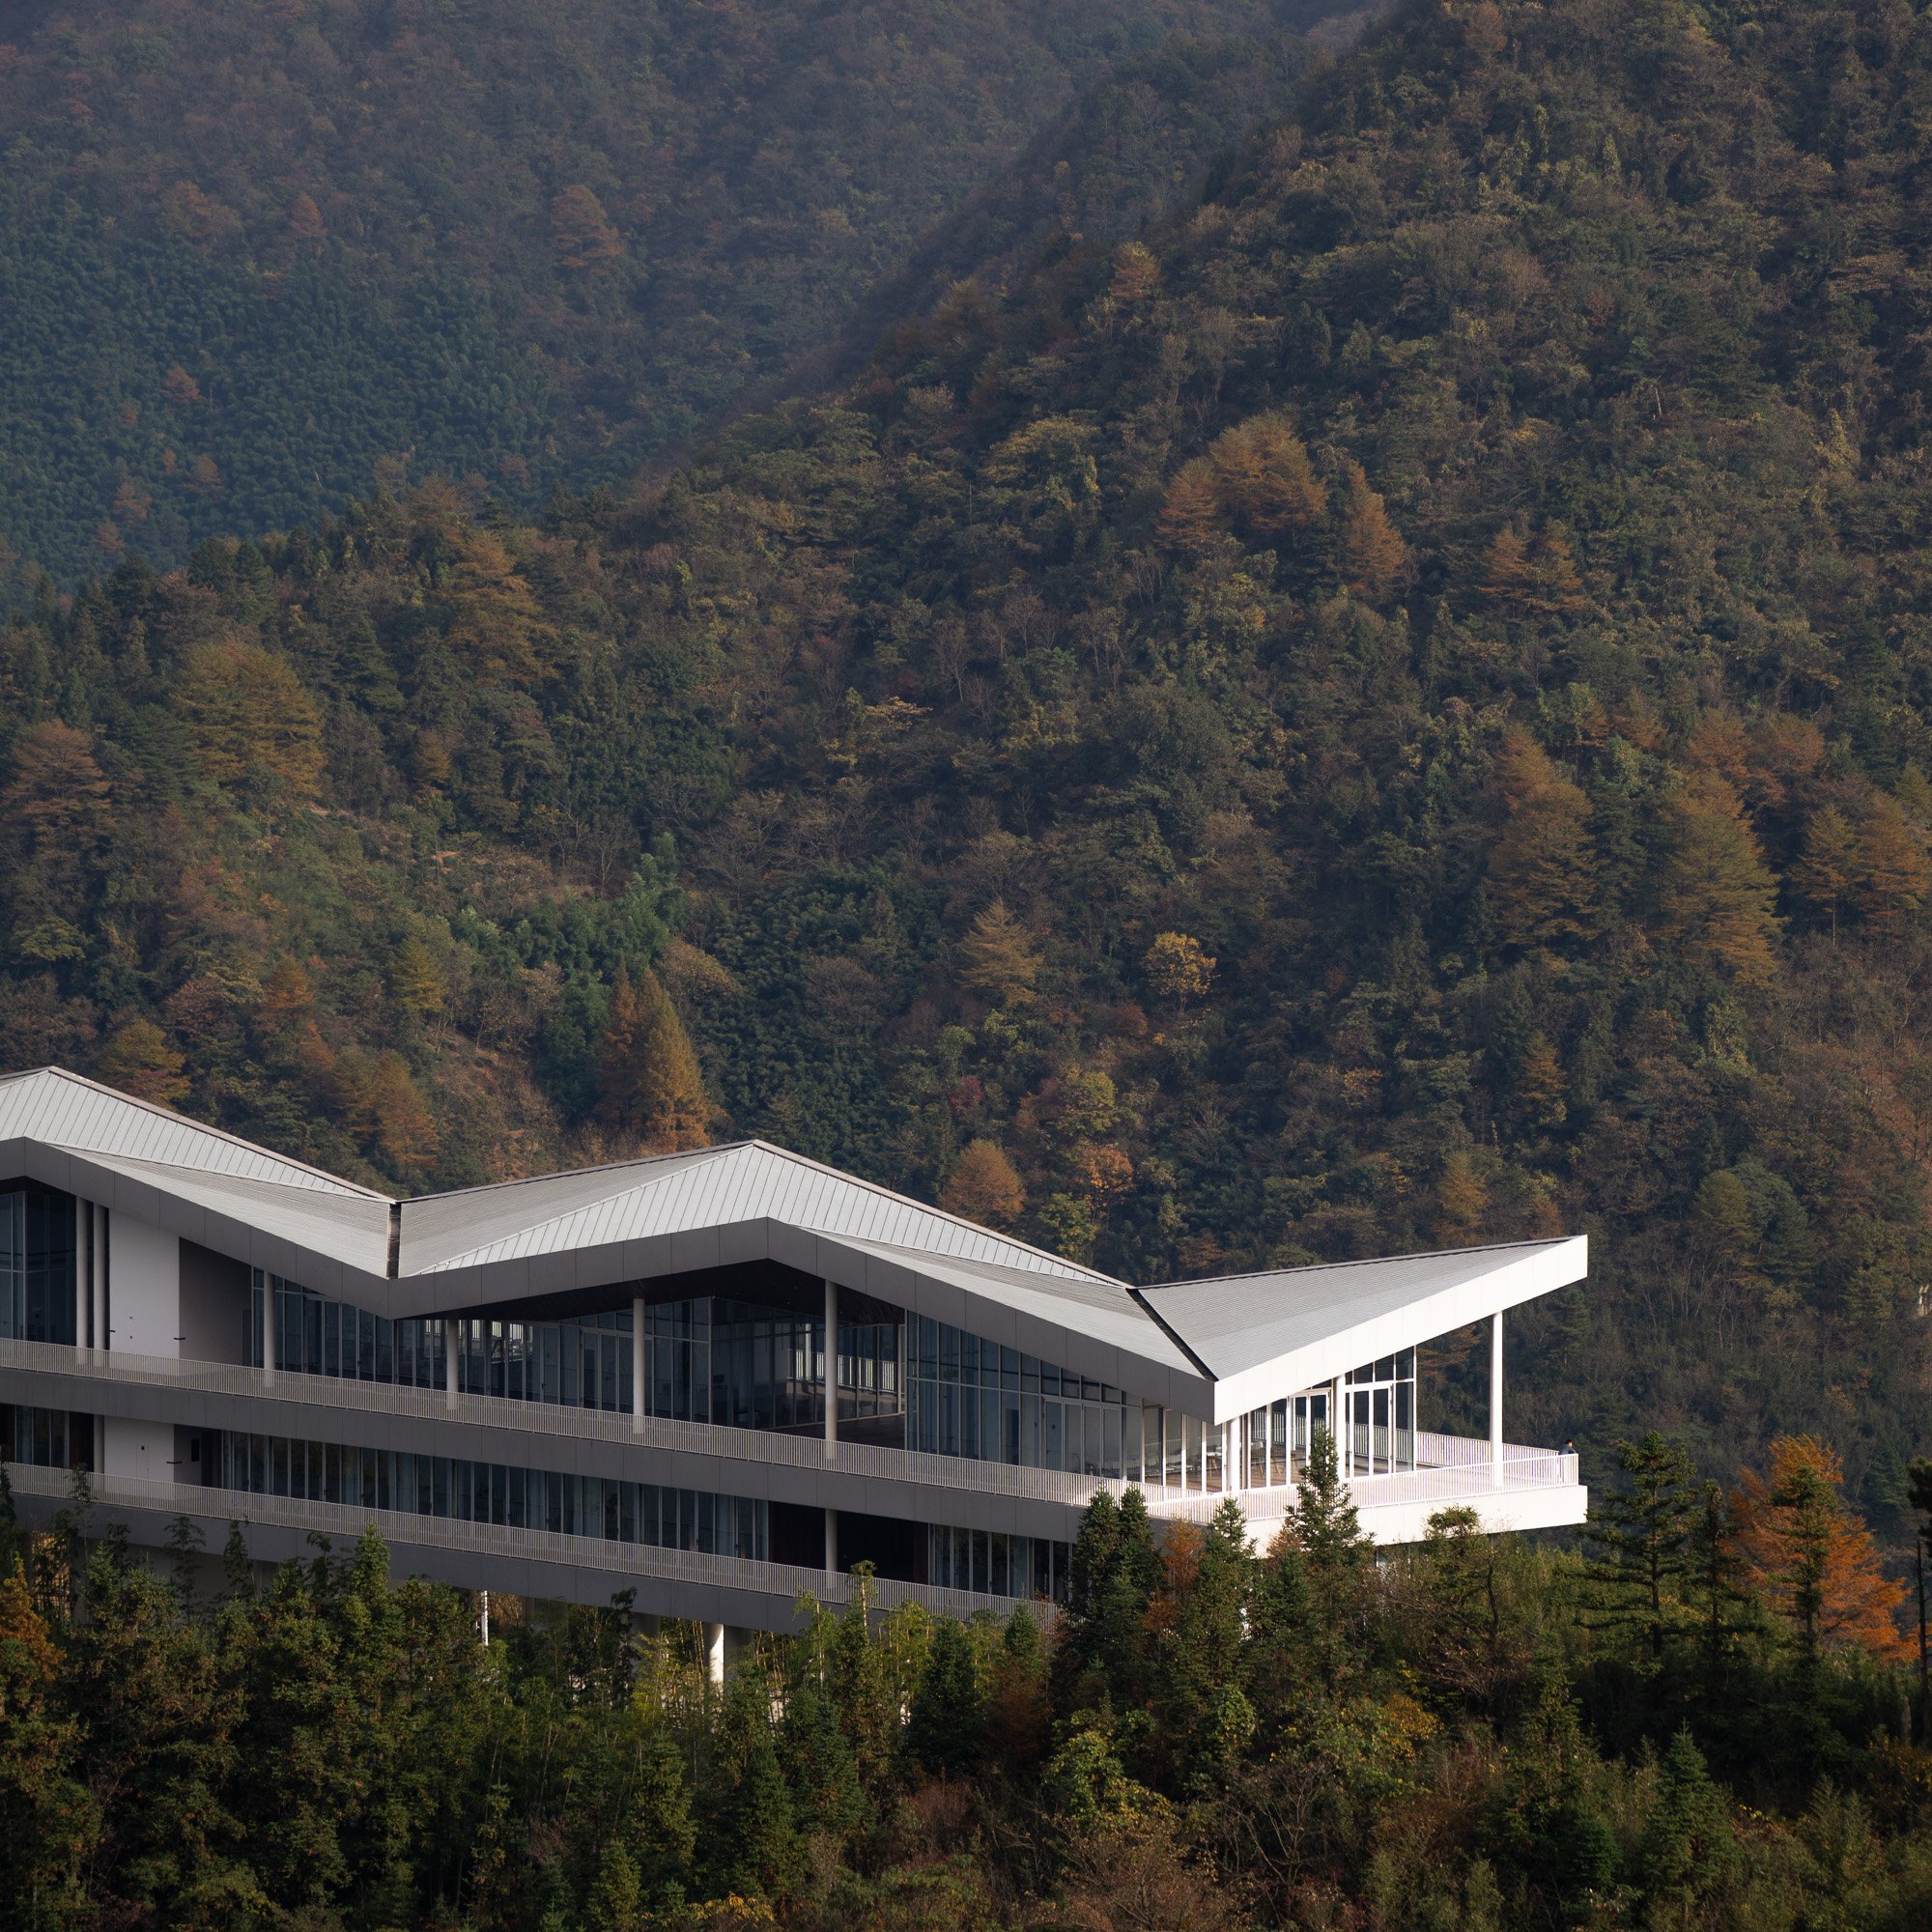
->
1139 1236 1588 1424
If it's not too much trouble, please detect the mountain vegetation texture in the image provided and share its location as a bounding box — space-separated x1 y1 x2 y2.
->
1 1438 1929 1930
0 0 1338 582
9 0 1932 1527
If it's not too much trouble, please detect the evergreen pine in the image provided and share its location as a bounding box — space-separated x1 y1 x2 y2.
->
1582 1432 1696 1665
1641 1727 1737 1927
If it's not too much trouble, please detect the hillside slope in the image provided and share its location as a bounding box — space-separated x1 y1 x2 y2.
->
6 0 1932 1519
0 0 1332 582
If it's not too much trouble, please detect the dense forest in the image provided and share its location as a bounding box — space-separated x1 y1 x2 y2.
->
0 0 1356 582
7 0 1932 1525
2 1435 1929 1929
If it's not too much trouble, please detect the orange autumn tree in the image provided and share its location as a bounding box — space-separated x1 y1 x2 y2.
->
1731 1435 1909 1665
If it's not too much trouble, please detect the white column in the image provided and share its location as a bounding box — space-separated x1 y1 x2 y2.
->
262 1267 276 1386
704 1619 725 1687
444 1318 459 1410
632 1296 644 1435
91 1205 107 1354
826 1507 838 1582
823 1278 838 1446
1332 1376 1343 1476
1490 1310 1503 1487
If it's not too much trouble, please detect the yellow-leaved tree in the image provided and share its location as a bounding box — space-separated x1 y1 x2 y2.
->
170 638 324 797
596 966 710 1154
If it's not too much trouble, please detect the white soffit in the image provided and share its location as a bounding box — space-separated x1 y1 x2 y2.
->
65 1149 393 1279
825 1232 1205 1392
1139 1236 1587 1424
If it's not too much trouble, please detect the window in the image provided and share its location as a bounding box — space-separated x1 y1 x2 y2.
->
0 1185 76 1345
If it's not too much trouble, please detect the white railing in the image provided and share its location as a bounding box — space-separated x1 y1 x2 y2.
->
0 1461 1034 1623
0 1337 1109 1509
0 1339 1578 1523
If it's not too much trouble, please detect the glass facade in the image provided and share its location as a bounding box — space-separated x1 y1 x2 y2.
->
1236 1352 1418 1488
212 1427 768 1557
249 1272 904 1436
238 1276 1417 1496
0 1184 76 1345
926 1523 1070 1602
1342 1350 1417 1476
907 1313 1236 1490
0 1402 71 1467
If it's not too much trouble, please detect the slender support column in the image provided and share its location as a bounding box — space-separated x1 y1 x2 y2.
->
1490 1309 1504 1488
704 1620 725 1688
1332 1376 1343 1477
823 1278 838 1447
444 1318 459 1410
91 1205 107 1354
632 1297 644 1435
826 1507 838 1582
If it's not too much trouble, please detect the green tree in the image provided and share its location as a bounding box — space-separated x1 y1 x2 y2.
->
1583 1433 1696 1665
1283 1429 1374 1693
906 1616 985 1778
1640 1727 1737 1927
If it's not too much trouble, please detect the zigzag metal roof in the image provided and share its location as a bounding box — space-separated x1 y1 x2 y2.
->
0 1066 1583 1408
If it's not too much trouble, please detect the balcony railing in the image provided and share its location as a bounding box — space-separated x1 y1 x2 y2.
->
0 1460 1035 1622
0 1339 1579 1526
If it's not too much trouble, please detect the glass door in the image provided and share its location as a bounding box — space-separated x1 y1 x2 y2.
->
1291 1389 1330 1478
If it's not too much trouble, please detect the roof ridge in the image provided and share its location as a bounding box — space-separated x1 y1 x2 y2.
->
401 1140 743 1207
1 1065 391 1201
735 1138 1125 1286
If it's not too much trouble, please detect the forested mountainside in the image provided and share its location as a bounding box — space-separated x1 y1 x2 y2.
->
8 0 1932 1526
6 1457 1932 1931
0 0 1343 582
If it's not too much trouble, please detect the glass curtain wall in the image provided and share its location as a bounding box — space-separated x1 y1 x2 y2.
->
0 1403 71 1467
0 1184 76 1345
212 1427 768 1557
906 1314 1233 1492
250 1273 848 1434
1343 1350 1416 1476
926 1524 1071 1603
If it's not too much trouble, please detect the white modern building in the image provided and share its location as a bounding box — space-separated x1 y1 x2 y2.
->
1 1066 1585 1652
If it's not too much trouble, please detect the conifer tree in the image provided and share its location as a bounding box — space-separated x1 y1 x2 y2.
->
1655 771 1781 983
97 1018 189 1107
1854 793 1930 931
1641 1727 1737 1927
1485 728 1596 953
1583 1433 1696 1664
1788 803 1859 934
1158 1498 1255 1788
1285 1429 1374 1692
1058 1488 1162 1711
907 1615 985 1777
956 899 1041 1002
629 1723 696 1911
594 964 709 1152
1733 1436 1910 1666
584 1838 642 1932
718 1734 805 1903
777 1684 867 1843
939 1139 1027 1228
1337 458 1406 603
